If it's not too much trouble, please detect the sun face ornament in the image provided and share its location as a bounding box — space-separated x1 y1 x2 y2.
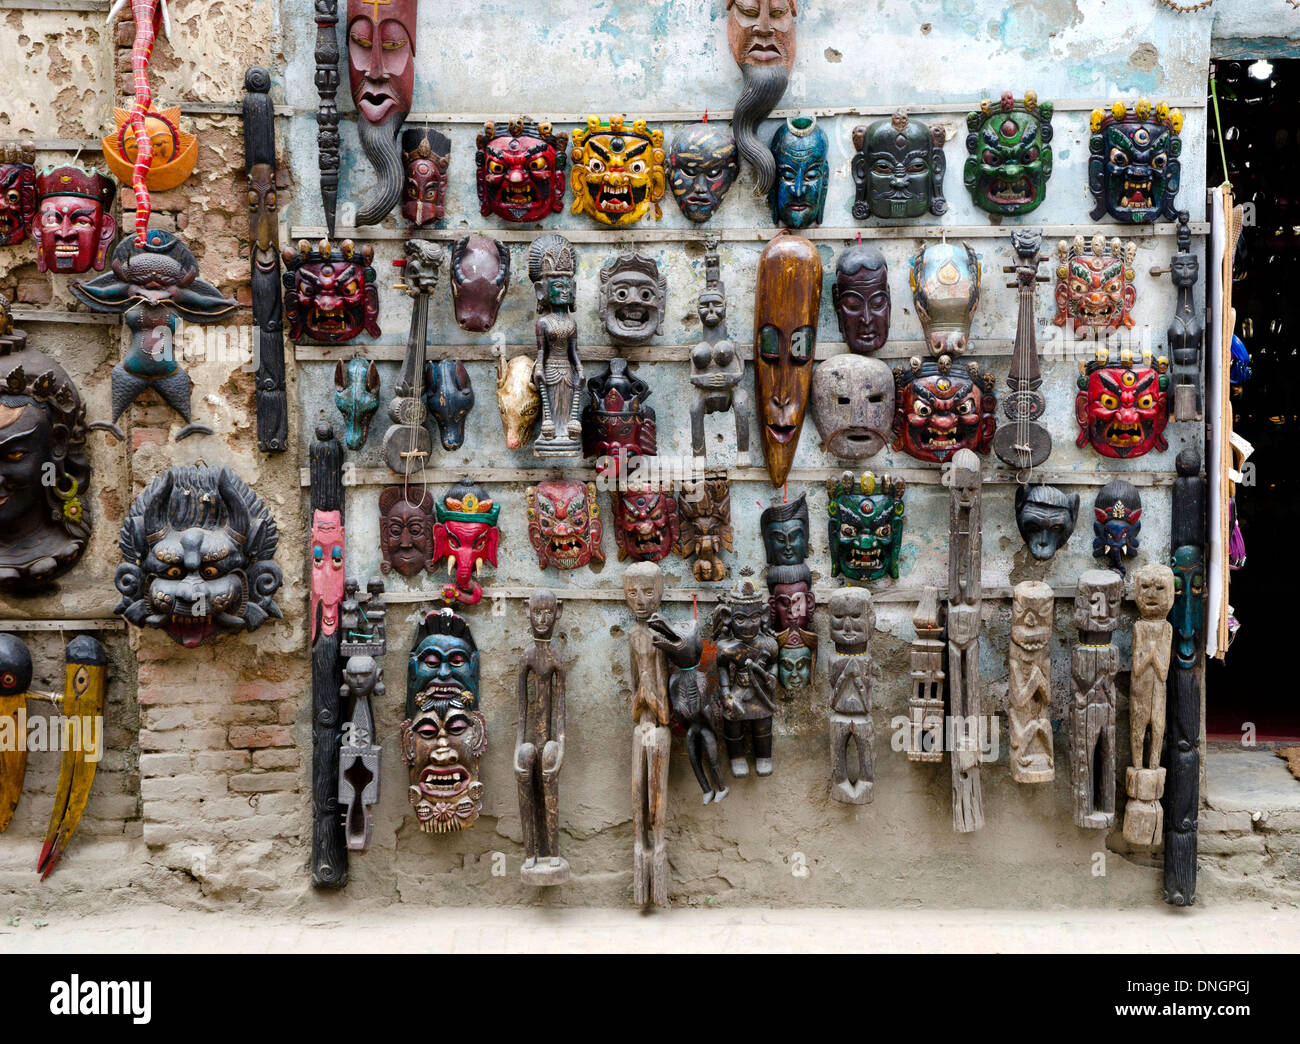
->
963 91 1054 216
1075 346 1169 459
569 115 666 227
1088 98 1183 224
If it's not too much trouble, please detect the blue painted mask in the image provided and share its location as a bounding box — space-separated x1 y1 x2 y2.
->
333 356 381 450
769 116 829 229
406 613 480 716
424 358 474 451
1091 479 1141 575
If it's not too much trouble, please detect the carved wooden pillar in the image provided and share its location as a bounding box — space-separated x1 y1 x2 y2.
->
314 0 341 237
1071 569 1121 830
1124 562 1174 846
907 586 945 763
827 587 875 803
1008 580 1054 783
946 448 983 832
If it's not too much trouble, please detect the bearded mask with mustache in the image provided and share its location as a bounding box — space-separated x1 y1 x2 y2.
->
347 0 416 225
727 0 797 196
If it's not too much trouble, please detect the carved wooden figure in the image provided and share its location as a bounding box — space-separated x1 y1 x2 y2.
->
727 0 796 196
338 577 385 852
516 592 569 886
1154 211 1203 420
624 563 671 907
649 613 728 803
1124 562 1174 846
1070 569 1121 830
314 0 341 235
1166 449 1205 905
1008 581 1054 784
946 449 984 832
828 588 875 804
243 66 287 454
689 240 750 465
676 473 733 582
992 230 1052 470
383 239 443 475
713 580 780 778
907 587 945 763
528 233 582 457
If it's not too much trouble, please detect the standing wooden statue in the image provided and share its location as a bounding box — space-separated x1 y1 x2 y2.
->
907 587 945 763
338 578 385 852
828 587 875 804
1124 562 1174 846
1071 569 1121 830
1008 580 1054 783
947 449 984 832
515 591 569 886
624 563 670 907
529 233 582 458
713 580 780 778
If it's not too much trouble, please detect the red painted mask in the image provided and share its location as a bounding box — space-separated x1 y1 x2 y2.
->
346 0 416 124
282 238 381 344
526 480 604 571
475 119 568 223
892 356 997 463
612 488 678 563
0 149 36 247
401 127 450 226
1075 347 1170 459
432 481 500 606
1053 234 1137 335
310 510 345 642
581 358 656 480
32 165 116 274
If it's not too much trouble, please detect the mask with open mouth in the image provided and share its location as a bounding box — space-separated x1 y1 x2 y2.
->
283 238 380 344
667 120 739 223
32 164 116 274
676 475 733 582
963 91 1054 216
727 0 796 196
0 146 35 246
1053 234 1138 336
402 610 486 834
851 112 947 220
769 115 829 229
115 464 283 648
598 252 666 346
476 118 568 223
526 479 605 571
401 127 450 228
892 355 997 464
1088 98 1183 224
754 231 821 487
812 354 894 460
310 509 345 643
826 471 906 582
911 241 981 359
569 115 666 227
611 487 678 564
1075 346 1169 459
1092 479 1142 574
432 480 499 606
581 358 656 479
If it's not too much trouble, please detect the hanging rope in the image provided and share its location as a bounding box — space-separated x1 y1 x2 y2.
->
1210 71 1233 191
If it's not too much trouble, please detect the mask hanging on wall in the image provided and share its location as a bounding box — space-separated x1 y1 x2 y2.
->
102 103 197 197
911 241 981 359
769 115 828 229
666 120 739 223
432 480 499 606
334 356 381 450
526 479 605 571
963 91 1053 216
726 0 796 196
850 113 946 220
1088 98 1183 223
310 509 345 644
1092 479 1142 574
569 116 665 227
1014 484 1079 561
892 355 997 463
612 487 679 564
32 164 116 274
495 341 540 450
833 244 890 355
401 126 450 227
475 118 568 222
826 471 906 583
379 485 436 579
1053 234 1138 336
1075 346 1169 459
283 238 381 344
424 357 474 451
598 252 666 346
0 145 36 246
676 474 733 582
812 355 894 460
450 234 510 333
582 358 656 477
115 463 284 648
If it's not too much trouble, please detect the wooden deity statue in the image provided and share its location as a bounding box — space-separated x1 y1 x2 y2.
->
947 449 984 832
528 233 582 458
676 473 733 582
827 588 875 804
515 592 569 886
1124 562 1174 846
649 613 729 804
1154 212 1203 420
907 587 945 763
713 580 780 778
689 239 750 466
1008 581 1054 784
1071 570 1121 830
623 563 671 907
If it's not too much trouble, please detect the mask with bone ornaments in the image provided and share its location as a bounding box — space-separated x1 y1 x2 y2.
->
851 113 947 220
1075 346 1169 459
310 509 345 643
432 480 499 606
1092 479 1142 574
476 118 568 222
401 127 451 227
378 485 436 578
114 464 284 648
1053 234 1138 336
910 241 981 359
963 91 1054 216
581 358 656 480
450 234 510 333
0 146 36 246
826 471 906 582
666 120 739 223
1088 98 1183 223
770 115 829 229
526 479 605 571
333 356 380 450
282 238 380 344
402 611 485 834
611 487 678 564
598 251 666 346
32 164 117 274
892 355 997 464
569 115 666 227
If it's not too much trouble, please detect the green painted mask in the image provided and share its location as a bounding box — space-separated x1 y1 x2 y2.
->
963 91 1053 216
826 471 906 582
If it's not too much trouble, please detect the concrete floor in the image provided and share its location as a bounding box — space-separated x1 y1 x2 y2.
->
1 903 1297 953
1206 751 1300 812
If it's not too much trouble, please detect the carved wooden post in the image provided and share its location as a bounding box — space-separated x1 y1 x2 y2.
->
314 0 341 237
1166 449 1206 904
1152 212 1203 421
1071 569 1121 830
1124 562 1174 846
1008 581 1054 783
828 587 875 803
338 578 386 853
946 449 983 831
310 423 347 886
907 587 945 763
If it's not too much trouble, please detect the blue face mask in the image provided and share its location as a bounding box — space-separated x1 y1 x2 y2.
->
769 116 829 229
408 632 480 713
334 356 380 450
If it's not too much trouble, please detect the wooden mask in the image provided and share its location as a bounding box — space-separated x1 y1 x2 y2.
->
676 475 733 582
727 0 796 197
851 113 946 220
963 91 1054 216
667 121 739 223
450 234 510 333
833 244 890 355
598 252 666 345
812 354 894 460
282 238 381 344
0 145 36 246
569 115 666 227
1074 346 1169 459
1088 98 1183 223
892 355 997 464
102 104 197 194
401 127 450 227
32 164 116 274
910 241 981 359
612 487 679 564
826 471 906 582
1015 484 1078 561
753 231 821 487
769 116 828 229
526 480 605 571
310 509 345 643
475 118 568 222
379 485 436 578
1053 235 1138 336
333 356 381 450
1092 479 1142 574
433 480 500 606
581 358 656 476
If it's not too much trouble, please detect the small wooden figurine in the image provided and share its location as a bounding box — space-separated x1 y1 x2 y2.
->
649 613 728 804
713 580 780 778
529 233 582 457
1124 562 1174 846
1071 569 1121 830
676 473 733 582
947 449 984 832
827 587 875 804
689 239 750 465
1008 581 1054 784
1155 212 1203 420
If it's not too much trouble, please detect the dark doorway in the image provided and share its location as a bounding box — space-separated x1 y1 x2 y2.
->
1206 57 1300 742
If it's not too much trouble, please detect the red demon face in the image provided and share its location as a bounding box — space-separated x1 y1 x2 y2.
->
0 157 36 246
476 120 568 223
612 488 678 563
1053 234 1137 335
526 480 605 571
1075 348 1169 459
892 356 997 463
282 239 381 344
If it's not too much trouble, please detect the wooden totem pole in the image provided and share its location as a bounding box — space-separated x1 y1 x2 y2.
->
946 449 984 832
314 0 341 236
827 587 875 804
1008 580 1054 783
1124 562 1174 846
1071 569 1121 830
907 587 945 763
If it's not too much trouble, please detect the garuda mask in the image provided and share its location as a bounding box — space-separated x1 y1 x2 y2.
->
1053 235 1137 336
911 241 981 358
570 115 666 227
833 244 890 355
581 358 656 477
526 479 604 571
1015 484 1079 561
826 471 906 582
433 481 499 606
851 113 946 220
476 118 568 223
1075 346 1169 459
333 356 380 450
754 230 821 487
450 234 510 333
0 145 36 246
963 91 1053 216
612 487 678 564
812 354 894 460
1092 479 1142 574
667 121 739 223
677 475 733 583
283 238 380 344
1088 98 1183 223
401 127 451 227
115 464 284 648
892 355 997 463
598 252 666 346
379 485 436 578
32 164 116 274
403 611 486 834
770 116 828 229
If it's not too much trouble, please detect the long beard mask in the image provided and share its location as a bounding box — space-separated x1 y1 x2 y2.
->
356 111 408 226
732 62 789 196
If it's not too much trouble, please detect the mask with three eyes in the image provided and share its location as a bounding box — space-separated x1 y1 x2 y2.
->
892 355 997 464
282 238 381 344
32 165 116 274
598 252 666 345
1075 346 1169 459
569 115 666 227
0 146 35 247
826 471 906 583
963 91 1054 216
526 479 605 571
769 115 828 229
1053 235 1138 336
476 118 568 223
911 241 981 359
1088 98 1183 223
851 112 947 220
666 121 740 222
401 127 451 227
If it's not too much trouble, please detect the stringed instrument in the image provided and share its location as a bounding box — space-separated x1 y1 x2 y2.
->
992 230 1052 472
382 241 444 476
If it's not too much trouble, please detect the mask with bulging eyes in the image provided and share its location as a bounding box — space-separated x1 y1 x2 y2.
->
851 113 947 220
598 252 666 345
402 127 451 227
1088 98 1183 224
812 355 894 460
